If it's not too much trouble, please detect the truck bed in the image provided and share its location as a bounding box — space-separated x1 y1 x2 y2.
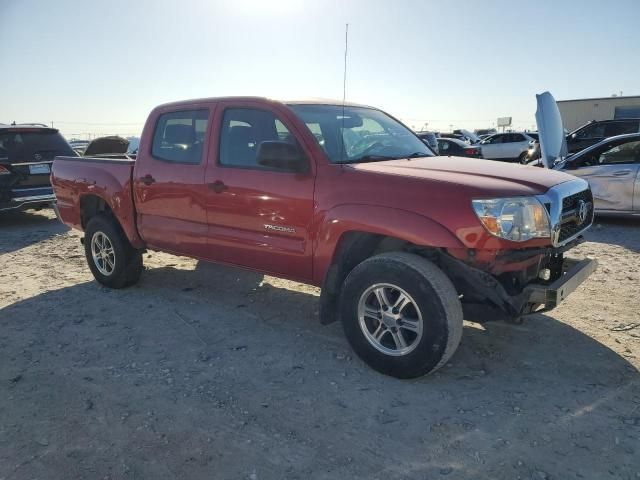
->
51 155 141 245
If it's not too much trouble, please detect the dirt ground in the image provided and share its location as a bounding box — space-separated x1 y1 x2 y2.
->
1 209 639 480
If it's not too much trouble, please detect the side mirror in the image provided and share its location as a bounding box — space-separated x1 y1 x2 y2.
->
257 141 307 172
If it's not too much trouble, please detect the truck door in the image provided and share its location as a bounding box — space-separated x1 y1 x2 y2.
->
133 107 212 258
203 102 316 282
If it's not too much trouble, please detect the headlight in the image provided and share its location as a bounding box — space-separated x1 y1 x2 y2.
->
472 197 550 241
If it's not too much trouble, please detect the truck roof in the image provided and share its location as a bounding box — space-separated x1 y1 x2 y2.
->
154 96 375 110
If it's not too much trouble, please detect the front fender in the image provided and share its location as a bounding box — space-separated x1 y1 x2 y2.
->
312 204 464 284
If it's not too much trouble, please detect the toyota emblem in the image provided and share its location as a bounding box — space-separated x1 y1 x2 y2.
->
577 200 589 224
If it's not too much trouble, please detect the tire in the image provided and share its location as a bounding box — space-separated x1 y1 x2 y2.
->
518 152 529 164
84 214 143 288
339 252 463 379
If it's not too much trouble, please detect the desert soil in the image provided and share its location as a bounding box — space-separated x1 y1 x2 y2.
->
1 209 639 480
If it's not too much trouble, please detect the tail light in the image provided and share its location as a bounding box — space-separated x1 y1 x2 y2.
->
465 148 480 157
0 165 11 175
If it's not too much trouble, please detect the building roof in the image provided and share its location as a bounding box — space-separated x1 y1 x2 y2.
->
557 95 640 103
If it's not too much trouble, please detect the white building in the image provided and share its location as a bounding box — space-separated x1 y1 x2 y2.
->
557 95 640 131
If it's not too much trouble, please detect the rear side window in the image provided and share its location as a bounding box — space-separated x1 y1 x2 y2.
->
151 109 209 164
604 121 639 137
575 123 606 140
0 130 75 163
219 108 296 169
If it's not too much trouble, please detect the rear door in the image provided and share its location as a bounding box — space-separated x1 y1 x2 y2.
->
133 106 212 258
203 101 316 281
480 134 506 159
505 133 529 158
566 139 640 211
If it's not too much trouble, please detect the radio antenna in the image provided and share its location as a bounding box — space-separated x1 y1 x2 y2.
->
340 23 349 163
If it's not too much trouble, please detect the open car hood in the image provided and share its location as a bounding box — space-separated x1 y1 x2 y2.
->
535 91 568 168
459 129 481 144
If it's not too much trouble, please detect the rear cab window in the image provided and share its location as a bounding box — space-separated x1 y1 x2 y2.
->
151 110 209 164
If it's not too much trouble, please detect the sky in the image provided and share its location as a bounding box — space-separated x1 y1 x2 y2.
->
1 0 639 138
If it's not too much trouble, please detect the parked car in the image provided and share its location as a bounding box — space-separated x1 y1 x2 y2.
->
452 129 481 144
438 132 467 142
84 135 129 156
566 118 640 154
52 96 595 379
415 131 439 154
1 124 76 212
553 133 640 215
479 132 537 163
474 128 497 137
436 138 482 158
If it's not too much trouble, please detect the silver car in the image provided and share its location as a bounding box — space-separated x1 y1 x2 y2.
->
554 133 640 215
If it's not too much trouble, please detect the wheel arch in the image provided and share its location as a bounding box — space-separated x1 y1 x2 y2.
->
79 193 144 248
315 205 464 325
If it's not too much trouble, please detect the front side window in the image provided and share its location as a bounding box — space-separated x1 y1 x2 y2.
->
151 109 209 164
288 104 432 163
599 140 640 165
219 108 297 168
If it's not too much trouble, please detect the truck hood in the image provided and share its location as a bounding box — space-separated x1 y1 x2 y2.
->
535 91 568 168
350 156 573 196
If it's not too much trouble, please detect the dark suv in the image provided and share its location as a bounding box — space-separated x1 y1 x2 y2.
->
567 118 640 153
0 124 76 212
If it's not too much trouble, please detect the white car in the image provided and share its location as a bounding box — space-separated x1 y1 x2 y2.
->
479 132 536 163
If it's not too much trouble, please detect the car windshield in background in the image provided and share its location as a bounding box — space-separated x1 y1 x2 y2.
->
0 129 75 163
288 104 433 164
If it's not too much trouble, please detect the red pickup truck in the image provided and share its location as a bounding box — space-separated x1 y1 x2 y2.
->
52 97 596 378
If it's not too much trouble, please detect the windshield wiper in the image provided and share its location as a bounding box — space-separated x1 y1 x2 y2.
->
405 152 431 159
344 155 398 164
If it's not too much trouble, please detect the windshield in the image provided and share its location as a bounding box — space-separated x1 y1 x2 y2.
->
288 104 433 163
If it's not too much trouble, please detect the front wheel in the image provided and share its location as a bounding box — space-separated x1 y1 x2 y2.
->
340 252 463 378
518 152 529 164
84 214 143 288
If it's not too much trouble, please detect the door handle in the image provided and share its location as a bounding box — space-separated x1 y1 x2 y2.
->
140 174 156 185
612 170 631 176
208 180 228 193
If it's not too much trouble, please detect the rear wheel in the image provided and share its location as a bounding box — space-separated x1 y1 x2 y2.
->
84 214 143 288
340 252 463 378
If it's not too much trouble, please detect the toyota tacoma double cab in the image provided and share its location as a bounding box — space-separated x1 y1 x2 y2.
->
51 95 596 378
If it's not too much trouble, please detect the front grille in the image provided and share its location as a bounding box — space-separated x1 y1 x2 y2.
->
559 188 594 242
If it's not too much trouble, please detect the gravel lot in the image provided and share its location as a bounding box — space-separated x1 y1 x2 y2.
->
1 209 639 480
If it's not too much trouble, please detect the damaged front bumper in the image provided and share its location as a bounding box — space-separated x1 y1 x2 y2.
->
440 248 597 322
524 257 597 311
